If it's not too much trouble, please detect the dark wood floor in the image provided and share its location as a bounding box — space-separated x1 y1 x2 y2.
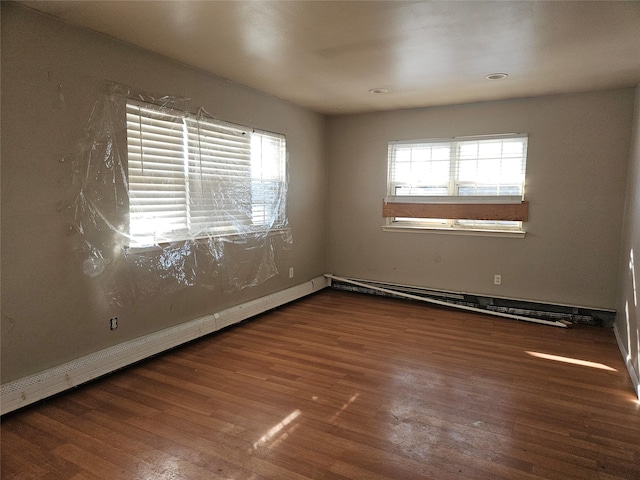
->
2 289 639 480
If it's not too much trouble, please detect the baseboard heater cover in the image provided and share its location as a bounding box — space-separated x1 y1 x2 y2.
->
325 274 615 328
0 275 329 416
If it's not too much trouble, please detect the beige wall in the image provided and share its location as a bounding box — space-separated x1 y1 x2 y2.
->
616 85 640 397
0 4 327 383
326 90 635 310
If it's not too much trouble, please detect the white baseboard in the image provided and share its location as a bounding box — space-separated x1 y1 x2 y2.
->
0 276 329 415
614 323 640 401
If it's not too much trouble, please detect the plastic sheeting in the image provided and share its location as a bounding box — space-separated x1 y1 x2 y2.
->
59 84 291 307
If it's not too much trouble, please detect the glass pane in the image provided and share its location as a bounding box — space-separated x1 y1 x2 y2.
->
478 141 503 158
459 142 478 160
250 132 286 228
476 158 501 183
458 159 477 182
389 144 451 191
456 219 522 230
395 186 448 196
394 217 449 226
429 159 450 185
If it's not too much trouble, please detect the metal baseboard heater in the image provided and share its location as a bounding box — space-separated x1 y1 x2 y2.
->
1 276 330 415
325 274 615 329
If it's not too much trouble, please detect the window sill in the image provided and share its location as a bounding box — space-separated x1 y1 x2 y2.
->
382 224 526 238
124 227 291 253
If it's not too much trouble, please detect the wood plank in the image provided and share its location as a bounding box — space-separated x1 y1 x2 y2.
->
2 289 638 480
383 199 529 220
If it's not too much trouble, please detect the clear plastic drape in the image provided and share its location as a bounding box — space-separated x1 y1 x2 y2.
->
59 84 291 307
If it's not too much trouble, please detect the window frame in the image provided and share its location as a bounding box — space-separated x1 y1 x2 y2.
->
125 100 287 248
385 134 528 235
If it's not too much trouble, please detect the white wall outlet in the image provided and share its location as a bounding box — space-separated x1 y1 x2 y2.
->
289 267 294 278
109 317 118 330
494 274 502 285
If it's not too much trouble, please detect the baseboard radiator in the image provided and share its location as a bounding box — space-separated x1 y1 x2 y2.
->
325 274 616 328
1 275 329 415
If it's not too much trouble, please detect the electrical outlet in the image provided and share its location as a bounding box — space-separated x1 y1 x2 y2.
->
494 274 502 285
289 267 294 279
110 317 118 330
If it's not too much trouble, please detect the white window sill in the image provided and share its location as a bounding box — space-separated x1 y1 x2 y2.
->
382 225 526 238
124 227 291 253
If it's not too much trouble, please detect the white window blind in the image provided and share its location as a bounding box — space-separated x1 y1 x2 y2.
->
184 116 252 234
126 101 286 247
387 134 527 230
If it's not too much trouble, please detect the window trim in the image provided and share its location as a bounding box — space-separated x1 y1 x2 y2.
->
382 224 527 238
385 133 528 233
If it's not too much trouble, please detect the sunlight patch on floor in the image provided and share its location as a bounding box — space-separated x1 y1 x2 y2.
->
328 392 360 423
525 351 617 371
253 409 301 449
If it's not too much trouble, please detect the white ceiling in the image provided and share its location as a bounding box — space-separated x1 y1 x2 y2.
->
19 0 640 115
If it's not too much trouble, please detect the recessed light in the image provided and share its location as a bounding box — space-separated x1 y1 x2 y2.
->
485 73 509 80
369 88 388 94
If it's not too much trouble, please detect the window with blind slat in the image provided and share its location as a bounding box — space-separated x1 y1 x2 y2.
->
126 101 286 247
386 134 528 232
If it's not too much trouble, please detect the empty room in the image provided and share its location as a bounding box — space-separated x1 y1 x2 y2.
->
1 1 640 479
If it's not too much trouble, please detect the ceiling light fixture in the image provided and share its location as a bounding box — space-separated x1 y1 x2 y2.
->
485 73 509 80
369 88 388 94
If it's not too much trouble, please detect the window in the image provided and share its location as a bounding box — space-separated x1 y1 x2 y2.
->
385 134 528 232
126 101 286 247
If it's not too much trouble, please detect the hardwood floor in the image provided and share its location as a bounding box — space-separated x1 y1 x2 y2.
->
2 289 639 480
